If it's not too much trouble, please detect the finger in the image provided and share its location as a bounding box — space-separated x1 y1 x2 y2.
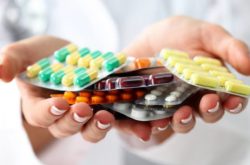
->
115 119 152 141
199 93 224 123
48 103 93 138
171 106 195 133
150 118 171 134
0 35 69 82
201 23 250 75
22 97 70 128
81 110 115 143
223 95 247 114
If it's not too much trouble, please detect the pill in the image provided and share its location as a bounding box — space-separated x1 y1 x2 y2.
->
209 70 235 78
118 76 145 88
145 94 157 101
135 58 151 68
175 63 202 74
131 107 148 118
89 52 114 70
103 53 127 72
64 91 77 99
193 56 222 66
66 48 90 65
217 76 241 87
62 67 87 87
74 69 98 87
106 95 118 103
91 95 104 104
183 68 208 80
120 93 133 101
54 44 78 62
149 73 174 85
165 95 177 102
176 86 186 93
160 48 189 60
38 63 63 82
135 90 146 99
225 81 250 95
79 91 92 97
109 90 120 95
190 73 219 88
76 96 90 103
67 98 76 105
78 50 102 68
106 78 117 90
50 66 74 85
26 58 50 78
150 90 162 96
170 91 181 97
167 56 196 67
94 80 106 90
201 64 228 72
113 103 130 111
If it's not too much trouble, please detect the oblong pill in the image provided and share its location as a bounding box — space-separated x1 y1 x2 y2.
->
225 81 250 95
190 73 219 88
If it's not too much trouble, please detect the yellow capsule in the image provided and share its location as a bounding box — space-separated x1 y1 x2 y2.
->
191 73 219 88
66 52 81 65
175 63 202 74
116 53 127 64
67 44 78 52
89 57 104 69
225 81 250 95
62 72 75 87
183 68 208 80
63 65 75 74
86 69 98 80
201 64 228 72
193 56 222 66
27 64 41 78
217 76 242 87
78 55 93 68
51 63 64 72
167 57 196 67
160 48 189 60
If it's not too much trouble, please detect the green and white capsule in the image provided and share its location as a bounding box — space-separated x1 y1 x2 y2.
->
54 44 78 62
66 47 90 65
62 67 87 87
50 66 74 85
78 50 102 68
38 63 64 82
26 58 50 78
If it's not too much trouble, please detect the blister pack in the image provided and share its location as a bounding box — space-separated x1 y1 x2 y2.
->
135 80 200 107
93 72 174 91
19 44 129 91
159 48 250 97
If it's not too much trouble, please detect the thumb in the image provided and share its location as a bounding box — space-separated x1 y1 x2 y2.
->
0 35 69 82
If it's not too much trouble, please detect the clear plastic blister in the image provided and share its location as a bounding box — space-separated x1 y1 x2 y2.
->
93 72 174 91
19 44 129 91
158 48 250 97
135 80 200 107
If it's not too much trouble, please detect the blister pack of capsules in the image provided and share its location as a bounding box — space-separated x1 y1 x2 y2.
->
19 44 128 91
93 72 174 91
158 48 250 97
51 86 181 121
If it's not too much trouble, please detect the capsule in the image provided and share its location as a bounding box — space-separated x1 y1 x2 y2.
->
118 76 145 88
103 53 127 72
149 73 174 85
50 66 74 85
89 52 115 69
54 44 78 62
26 58 50 78
66 48 90 65
62 67 87 87
78 50 102 68
74 69 98 87
135 57 160 69
38 63 63 82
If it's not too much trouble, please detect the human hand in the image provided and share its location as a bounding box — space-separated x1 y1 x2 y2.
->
117 16 250 143
0 36 116 143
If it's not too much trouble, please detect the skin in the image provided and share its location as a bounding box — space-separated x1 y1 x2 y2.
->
0 16 249 152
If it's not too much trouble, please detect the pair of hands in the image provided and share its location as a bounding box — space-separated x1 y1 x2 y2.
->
0 16 249 145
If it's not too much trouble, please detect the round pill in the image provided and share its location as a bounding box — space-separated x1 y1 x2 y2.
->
120 93 133 101
66 98 76 105
79 91 92 97
131 107 148 118
64 91 76 99
176 86 186 93
91 96 104 104
145 94 157 101
165 95 177 102
135 90 145 99
170 91 181 97
76 96 90 103
93 91 105 96
150 90 162 96
106 95 118 103
113 103 130 111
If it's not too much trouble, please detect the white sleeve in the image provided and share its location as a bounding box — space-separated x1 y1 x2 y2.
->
0 81 42 165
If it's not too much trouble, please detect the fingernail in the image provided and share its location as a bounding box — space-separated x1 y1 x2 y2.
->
226 103 243 114
50 106 67 116
181 114 192 124
208 102 220 113
73 113 90 123
96 121 111 130
157 124 169 131
139 137 148 143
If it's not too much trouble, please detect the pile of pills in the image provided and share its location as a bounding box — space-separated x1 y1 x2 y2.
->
20 44 128 91
159 48 250 97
